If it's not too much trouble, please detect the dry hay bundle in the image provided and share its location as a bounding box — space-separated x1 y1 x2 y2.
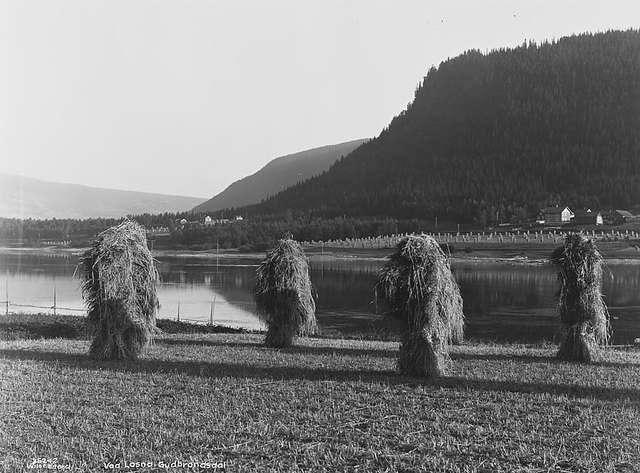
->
550 233 610 362
375 235 464 377
255 238 317 347
78 219 159 360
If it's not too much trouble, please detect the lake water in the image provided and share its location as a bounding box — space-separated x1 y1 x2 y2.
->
1 252 639 344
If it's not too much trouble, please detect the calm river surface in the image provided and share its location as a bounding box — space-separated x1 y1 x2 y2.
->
2 253 639 344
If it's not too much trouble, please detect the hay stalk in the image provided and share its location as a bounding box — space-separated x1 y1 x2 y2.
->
375 235 464 377
255 238 316 348
78 219 159 360
550 233 610 363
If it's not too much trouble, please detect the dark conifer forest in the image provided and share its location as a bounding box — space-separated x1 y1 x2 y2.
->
241 30 640 225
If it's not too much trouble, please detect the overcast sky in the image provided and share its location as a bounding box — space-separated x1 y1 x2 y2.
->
1 1 638 198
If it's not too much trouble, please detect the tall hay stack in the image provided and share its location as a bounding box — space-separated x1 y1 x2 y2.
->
550 233 610 362
78 220 159 360
375 235 464 377
255 238 317 347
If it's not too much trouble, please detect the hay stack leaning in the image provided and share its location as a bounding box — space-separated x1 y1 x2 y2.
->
550 233 609 362
255 238 317 347
375 235 464 377
78 219 159 360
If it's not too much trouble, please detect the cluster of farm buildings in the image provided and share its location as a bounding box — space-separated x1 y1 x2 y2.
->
144 208 639 239
144 216 245 236
537 207 638 226
177 215 244 229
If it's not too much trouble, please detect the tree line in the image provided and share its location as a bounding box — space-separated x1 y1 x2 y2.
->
0 214 454 250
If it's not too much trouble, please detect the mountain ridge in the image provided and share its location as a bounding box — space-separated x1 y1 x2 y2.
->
193 139 368 213
0 173 205 219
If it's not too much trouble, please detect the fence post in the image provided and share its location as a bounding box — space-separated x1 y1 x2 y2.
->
53 286 57 316
210 295 216 325
5 279 8 316
177 301 180 322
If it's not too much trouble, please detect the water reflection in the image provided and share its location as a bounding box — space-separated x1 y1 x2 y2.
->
1 253 639 343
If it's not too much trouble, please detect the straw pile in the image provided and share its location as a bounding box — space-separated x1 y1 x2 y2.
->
550 233 610 362
78 219 159 360
375 235 464 377
255 238 317 347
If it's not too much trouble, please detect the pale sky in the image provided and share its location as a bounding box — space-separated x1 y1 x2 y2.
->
1 1 638 198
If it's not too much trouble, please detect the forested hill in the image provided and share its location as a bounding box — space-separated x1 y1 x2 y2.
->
241 30 640 225
193 139 367 213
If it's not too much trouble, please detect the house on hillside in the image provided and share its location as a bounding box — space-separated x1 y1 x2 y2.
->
539 206 574 225
572 209 603 226
177 218 200 229
607 209 636 225
203 216 230 226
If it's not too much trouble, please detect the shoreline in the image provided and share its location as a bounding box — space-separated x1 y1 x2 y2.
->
3 241 640 265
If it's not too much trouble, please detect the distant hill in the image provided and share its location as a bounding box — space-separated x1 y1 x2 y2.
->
192 139 368 213
242 30 640 225
0 174 206 219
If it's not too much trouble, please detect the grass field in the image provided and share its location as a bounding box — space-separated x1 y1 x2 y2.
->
1 328 639 472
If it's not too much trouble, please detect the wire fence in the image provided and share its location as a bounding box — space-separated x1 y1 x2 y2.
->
0 284 85 316
0 281 258 327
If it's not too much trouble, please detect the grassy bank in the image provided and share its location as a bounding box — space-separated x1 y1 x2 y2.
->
0 313 563 345
1 328 639 471
5 312 640 346
0 314 250 341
